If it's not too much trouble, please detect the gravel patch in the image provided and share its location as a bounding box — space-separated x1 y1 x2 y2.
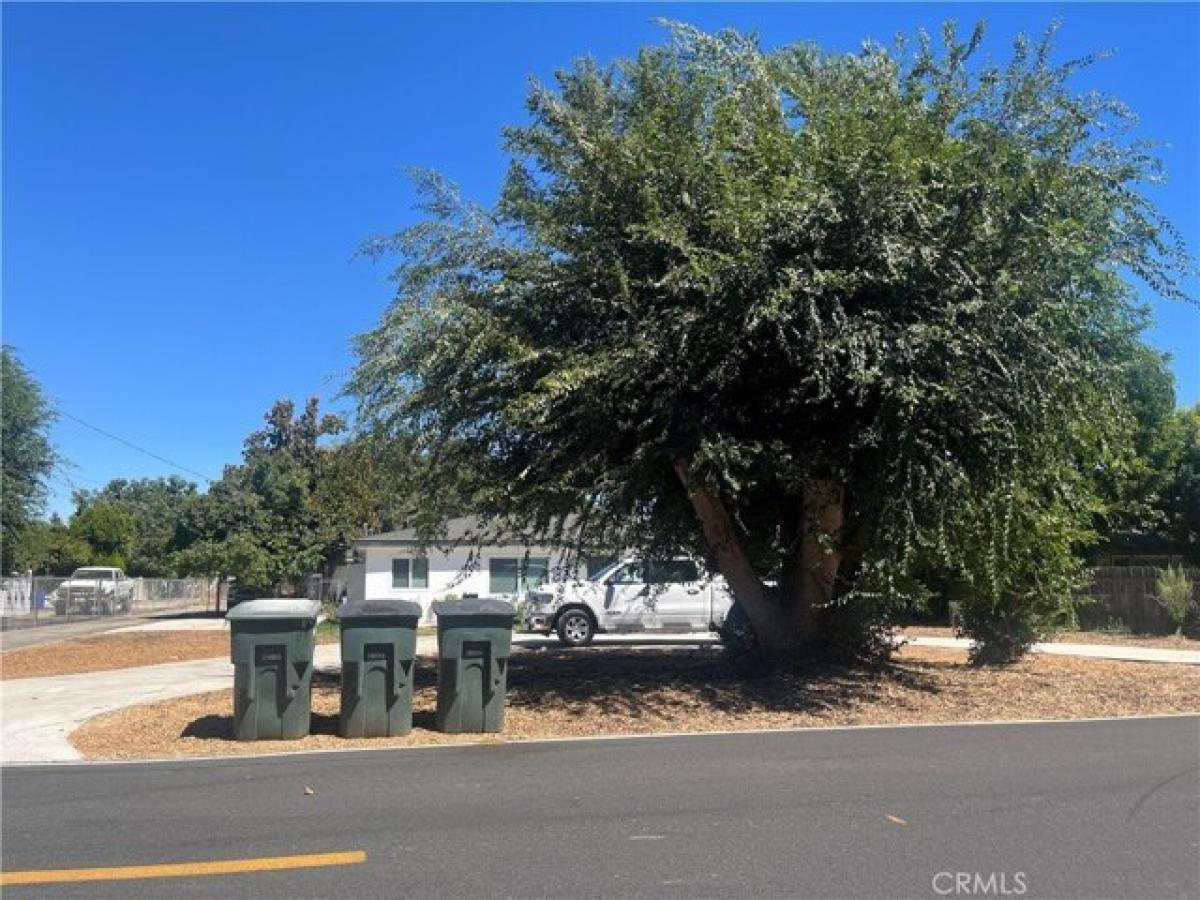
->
71 644 1200 760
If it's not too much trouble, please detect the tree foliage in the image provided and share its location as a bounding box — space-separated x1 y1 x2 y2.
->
350 21 1192 665
173 398 386 592
71 477 199 576
12 518 93 575
1160 405 1200 563
1 347 58 573
1090 347 1180 536
67 503 133 568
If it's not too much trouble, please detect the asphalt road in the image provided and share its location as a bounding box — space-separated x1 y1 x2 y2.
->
2 716 1197 899
0 610 222 651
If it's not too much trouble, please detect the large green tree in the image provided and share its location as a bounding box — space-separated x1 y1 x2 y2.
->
351 22 1192 664
1 347 58 573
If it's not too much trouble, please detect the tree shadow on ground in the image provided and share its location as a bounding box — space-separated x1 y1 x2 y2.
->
501 646 943 721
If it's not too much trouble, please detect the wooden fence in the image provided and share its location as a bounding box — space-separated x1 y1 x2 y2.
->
1076 566 1199 633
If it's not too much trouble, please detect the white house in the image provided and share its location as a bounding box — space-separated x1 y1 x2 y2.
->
350 517 614 622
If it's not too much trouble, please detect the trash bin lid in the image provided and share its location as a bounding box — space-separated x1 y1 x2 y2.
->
226 597 321 621
340 598 423 619
432 597 516 618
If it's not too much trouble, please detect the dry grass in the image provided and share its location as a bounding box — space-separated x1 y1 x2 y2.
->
0 629 338 680
71 644 1200 761
899 625 1200 650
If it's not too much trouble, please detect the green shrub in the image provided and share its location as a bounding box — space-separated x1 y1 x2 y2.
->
1156 565 1195 635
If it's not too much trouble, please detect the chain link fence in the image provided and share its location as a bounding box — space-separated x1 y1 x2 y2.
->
9 567 1184 633
0 575 219 630
306 573 351 606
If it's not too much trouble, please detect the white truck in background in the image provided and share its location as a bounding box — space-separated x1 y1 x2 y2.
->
50 567 136 616
523 558 734 646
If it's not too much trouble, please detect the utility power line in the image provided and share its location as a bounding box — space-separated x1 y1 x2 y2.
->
56 409 216 484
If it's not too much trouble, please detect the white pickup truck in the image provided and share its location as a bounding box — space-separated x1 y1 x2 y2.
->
523 558 734 646
51 567 136 616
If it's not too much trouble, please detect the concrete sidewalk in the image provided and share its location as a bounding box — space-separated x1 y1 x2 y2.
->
114 617 230 633
905 635 1200 665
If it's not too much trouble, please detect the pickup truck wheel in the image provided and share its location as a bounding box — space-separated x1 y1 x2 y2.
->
556 610 595 647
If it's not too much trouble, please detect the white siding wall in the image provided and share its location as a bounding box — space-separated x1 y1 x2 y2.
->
361 544 579 622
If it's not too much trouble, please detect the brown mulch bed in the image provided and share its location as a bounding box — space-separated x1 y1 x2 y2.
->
0 632 232 680
899 625 1200 650
70 644 1200 761
0 629 338 680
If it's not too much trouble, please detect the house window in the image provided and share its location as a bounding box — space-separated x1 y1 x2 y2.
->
488 559 518 594
488 557 550 595
392 557 429 589
525 558 550 589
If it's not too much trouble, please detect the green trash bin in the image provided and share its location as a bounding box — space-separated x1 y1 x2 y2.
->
433 598 515 733
226 598 320 741
338 598 422 738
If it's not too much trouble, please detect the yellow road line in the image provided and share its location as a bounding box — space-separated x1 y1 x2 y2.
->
0 849 367 886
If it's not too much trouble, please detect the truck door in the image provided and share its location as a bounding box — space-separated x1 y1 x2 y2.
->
646 560 704 631
601 563 653 632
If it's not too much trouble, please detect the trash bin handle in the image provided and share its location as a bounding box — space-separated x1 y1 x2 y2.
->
392 658 409 696
483 647 497 700
285 652 301 699
238 661 254 699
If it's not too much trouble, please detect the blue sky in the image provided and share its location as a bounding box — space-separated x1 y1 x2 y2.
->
4 3 1198 519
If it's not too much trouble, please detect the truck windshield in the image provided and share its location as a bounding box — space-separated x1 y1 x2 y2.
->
588 562 623 582
73 569 113 579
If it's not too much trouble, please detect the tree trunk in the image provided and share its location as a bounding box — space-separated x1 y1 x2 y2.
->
791 479 845 638
673 458 794 660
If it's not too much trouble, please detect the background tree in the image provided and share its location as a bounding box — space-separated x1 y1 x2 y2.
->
173 398 384 592
312 436 390 559
1 347 59 573
351 21 1192 665
71 477 198 576
13 516 92 575
1160 405 1200 563
1090 347 1182 538
67 503 133 568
